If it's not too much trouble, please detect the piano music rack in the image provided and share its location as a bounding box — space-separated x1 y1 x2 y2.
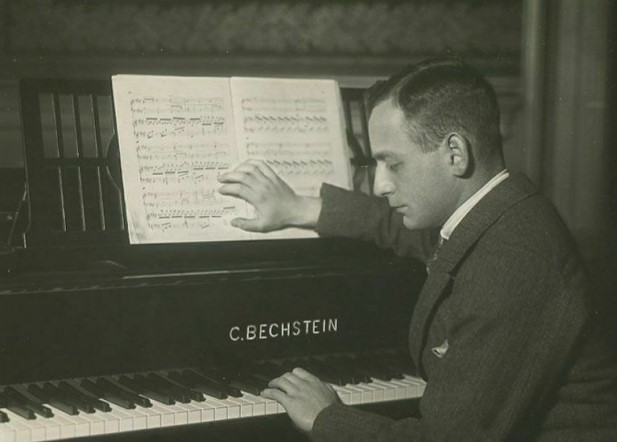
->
18 79 375 250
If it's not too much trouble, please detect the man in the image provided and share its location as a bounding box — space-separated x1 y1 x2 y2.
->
218 59 617 441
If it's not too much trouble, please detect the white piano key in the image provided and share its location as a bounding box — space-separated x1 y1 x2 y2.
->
0 420 18 442
10 411 49 442
402 375 426 396
78 410 106 437
331 385 353 404
363 381 386 402
38 415 62 441
205 397 236 421
131 404 160 429
1 411 33 442
345 383 374 403
222 396 252 418
368 379 398 401
240 393 266 416
257 395 279 415
147 403 174 428
6 405 61 442
187 399 215 423
45 406 89 438
107 407 133 433
97 408 118 435
173 403 201 424
124 408 147 432
336 384 362 405
154 401 189 426
387 379 414 400
39 410 75 440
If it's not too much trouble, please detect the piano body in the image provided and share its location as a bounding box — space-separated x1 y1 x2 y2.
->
0 79 426 441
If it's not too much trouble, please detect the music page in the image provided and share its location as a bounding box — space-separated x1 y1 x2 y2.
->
113 75 351 244
113 75 249 244
230 77 352 239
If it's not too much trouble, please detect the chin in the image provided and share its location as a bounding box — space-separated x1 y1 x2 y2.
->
402 216 420 230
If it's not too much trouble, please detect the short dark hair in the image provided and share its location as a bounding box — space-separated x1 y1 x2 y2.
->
367 59 502 160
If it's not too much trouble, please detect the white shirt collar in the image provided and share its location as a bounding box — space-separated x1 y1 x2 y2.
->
440 169 510 241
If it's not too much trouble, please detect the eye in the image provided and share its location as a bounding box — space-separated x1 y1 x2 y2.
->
387 162 402 172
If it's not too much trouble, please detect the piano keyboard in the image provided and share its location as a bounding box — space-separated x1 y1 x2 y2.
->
0 357 425 442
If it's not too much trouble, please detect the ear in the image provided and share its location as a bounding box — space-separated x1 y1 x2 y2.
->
443 133 471 177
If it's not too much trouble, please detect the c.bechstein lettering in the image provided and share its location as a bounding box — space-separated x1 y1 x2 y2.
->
228 318 338 342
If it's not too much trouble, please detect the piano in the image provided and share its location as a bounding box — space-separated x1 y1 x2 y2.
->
0 79 427 441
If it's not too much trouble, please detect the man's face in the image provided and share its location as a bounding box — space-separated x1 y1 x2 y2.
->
368 99 460 230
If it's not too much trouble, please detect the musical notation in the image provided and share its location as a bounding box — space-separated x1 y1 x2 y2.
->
241 97 326 112
246 142 331 158
120 89 241 238
130 97 227 139
243 114 328 133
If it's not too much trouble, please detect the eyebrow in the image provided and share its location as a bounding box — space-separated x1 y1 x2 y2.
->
372 151 400 161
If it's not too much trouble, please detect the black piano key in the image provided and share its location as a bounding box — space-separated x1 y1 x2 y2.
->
288 359 342 386
60 381 112 412
49 383 95 414
228 374 267 396
252 361 287 379
41 384 79 416
358 355 402 380
143 373 190 404
151 373 204 402
96 378 151 408
170 371 228 399
0 410 8 423
188 369 242 397
118 376 174 406
0 392 35 420
325 355 372 383
27 384 72 415
131 375 177 405
81 379 135 410
3 386 53 418
305 359 349 385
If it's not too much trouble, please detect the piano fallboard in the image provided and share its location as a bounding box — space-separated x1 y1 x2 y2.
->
0 246 425 386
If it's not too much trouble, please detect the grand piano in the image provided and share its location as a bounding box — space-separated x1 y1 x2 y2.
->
0 79 427 441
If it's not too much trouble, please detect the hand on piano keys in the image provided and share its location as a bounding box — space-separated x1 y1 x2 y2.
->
0 353 425 442
262 367 340 433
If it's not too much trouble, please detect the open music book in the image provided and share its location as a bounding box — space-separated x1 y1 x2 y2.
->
112 75 352 244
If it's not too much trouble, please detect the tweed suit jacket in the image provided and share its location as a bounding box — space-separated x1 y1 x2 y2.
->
313 173 617 441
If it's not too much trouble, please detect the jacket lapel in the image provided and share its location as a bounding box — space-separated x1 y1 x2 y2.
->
408 173 539 377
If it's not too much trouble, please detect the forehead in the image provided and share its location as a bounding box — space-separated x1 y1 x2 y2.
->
368 99 414 159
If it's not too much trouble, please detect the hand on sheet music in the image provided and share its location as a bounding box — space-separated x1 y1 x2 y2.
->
261 367 339 433
218 159 322 232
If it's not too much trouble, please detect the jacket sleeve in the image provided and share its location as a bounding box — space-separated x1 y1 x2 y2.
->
315 183 435 261
311 239 591 441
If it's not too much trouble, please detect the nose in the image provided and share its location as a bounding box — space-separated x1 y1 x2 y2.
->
372 163 395 197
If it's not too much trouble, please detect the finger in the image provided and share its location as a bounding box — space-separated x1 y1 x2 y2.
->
269 375 300 394
260 387 288 405
245 159 279 181
218 183 259 204
217 170 261 188
291 367 320 382
232 161 276 188
230 217 264 232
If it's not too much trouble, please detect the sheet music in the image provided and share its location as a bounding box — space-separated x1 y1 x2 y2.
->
113 75 351 244
231 77 352 239
231 77 351 195
113 75 245 244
